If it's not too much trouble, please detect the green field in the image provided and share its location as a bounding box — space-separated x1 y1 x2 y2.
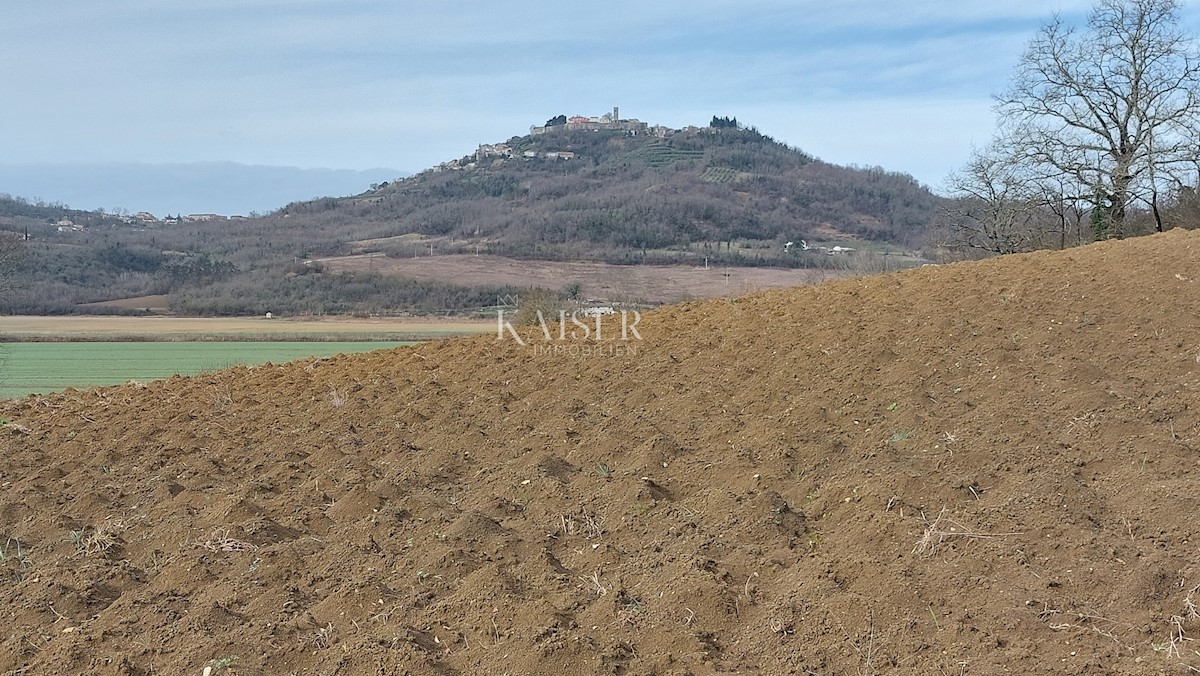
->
0 341 410 399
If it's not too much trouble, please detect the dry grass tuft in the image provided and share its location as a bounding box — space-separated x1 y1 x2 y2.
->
1184 584 1200 621
556 508 605 540
70 521 124 556
581 569 608 597
328 388 348 408
912 508 1021 556
197 528 257 553
312 622 335 650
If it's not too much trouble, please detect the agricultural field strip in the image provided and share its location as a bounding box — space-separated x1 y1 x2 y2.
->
0 316 492 341
0 341 414 398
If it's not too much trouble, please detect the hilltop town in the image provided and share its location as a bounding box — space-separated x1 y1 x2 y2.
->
52 211 247 233
433 106 679 172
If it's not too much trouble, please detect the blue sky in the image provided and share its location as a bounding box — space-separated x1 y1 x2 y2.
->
6 0 1178 198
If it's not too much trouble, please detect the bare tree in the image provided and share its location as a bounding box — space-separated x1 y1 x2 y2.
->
996 0 1200 239
940 145 1048 254
1163 183 1200 227
1033 174 1092 249
0 231 27 295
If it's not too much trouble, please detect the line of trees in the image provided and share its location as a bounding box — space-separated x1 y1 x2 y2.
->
943 0 1200 253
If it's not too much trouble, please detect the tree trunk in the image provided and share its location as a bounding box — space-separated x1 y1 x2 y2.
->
1151 189 1165 232
1109 166 1134 238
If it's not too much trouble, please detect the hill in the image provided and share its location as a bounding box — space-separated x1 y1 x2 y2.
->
2 228 1198 673
0 194 128 230
0 120 944 315
281 123 941 262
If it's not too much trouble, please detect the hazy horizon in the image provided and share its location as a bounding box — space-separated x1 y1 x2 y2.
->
0 161 404 216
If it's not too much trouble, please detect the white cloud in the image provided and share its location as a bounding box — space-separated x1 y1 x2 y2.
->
3 0 1199 187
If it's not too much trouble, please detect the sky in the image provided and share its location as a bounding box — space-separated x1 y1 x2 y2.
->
6 0 1189 206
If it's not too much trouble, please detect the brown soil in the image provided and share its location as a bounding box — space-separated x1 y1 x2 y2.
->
318 253 845 304
78 295 172 312
3 230 1200 675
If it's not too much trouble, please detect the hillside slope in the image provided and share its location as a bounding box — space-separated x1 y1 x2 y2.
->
279 125 941 262
2 229 1199 674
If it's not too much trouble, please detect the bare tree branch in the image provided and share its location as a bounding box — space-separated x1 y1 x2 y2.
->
994 0 1200 238
940 145 1054 254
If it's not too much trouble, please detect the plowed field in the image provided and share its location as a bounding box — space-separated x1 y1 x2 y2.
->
2 230 1199 674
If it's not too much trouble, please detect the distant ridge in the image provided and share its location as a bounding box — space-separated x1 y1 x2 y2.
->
0 161 404 216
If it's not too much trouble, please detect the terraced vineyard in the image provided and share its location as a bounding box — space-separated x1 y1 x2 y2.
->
627 140 705 167
701 166 753 183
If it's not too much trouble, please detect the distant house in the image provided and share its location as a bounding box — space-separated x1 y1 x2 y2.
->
135 211 157 224
569 116 590 124
185 213 226 222
476 143 513 162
